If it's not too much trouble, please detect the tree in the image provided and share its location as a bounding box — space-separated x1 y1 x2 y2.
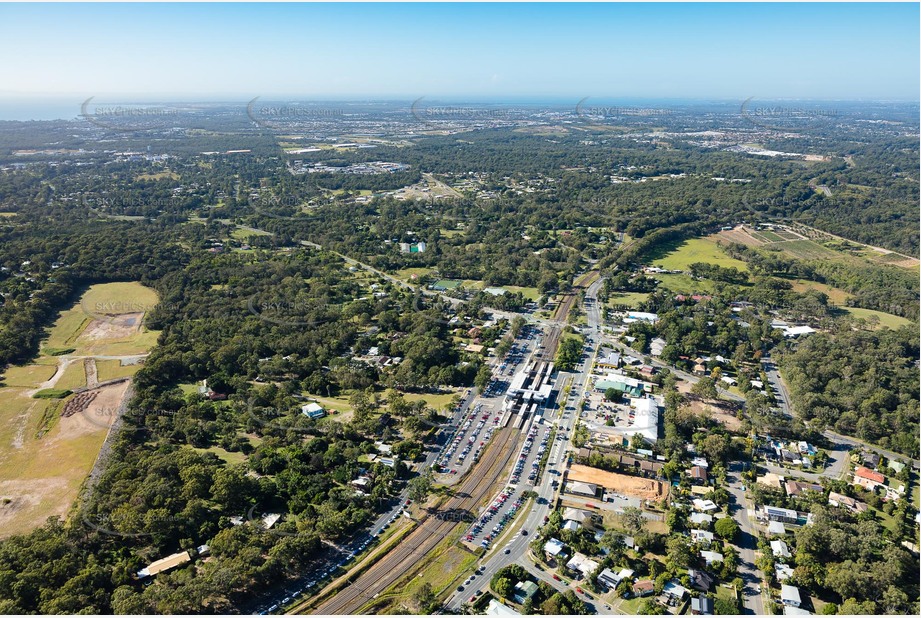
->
408 471 434 503
691 377 719 400
714 516 739 542
474 364 493 392
493 577 513 599
666 535 693 570
416 582 436 612
621 506 647 536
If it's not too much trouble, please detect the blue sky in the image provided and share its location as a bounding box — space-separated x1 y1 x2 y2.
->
0 2 918 101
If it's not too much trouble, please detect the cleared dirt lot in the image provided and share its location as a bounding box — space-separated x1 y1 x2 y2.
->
568 464 669 501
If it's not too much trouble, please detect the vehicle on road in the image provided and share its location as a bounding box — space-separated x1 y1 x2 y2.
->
552 574 561 581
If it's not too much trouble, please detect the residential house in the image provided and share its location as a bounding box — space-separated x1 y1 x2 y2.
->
566 552 600 579
700 550 724 566
767 521 787 536
566 481 598 498
599 568 634 590
690 512 713 526
632 580 655 597
828 492 868 514
562 507 594 531
662 580 689 601
762 505 799 524
691 529 714 545
687 569 713 592
691 595 714 615
544 538 566 561
862 452 881 470
512 581 539 604
785 480 822 498
486 599 521 616
776 564 794 581
853 466 886 491
780 585 802 608
690 466 708 485
693 499 718 512
757 472 784 489
770 540 791 559
783 607 811 615
301 402 326 419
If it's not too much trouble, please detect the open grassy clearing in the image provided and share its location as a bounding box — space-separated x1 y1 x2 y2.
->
840 307 912 329
393 267 435 281
95 359 142 382
789 280 850 305
54 362 86 391
648 237 748 272
606 292 650 309
402 389 462 411
652 273 717 295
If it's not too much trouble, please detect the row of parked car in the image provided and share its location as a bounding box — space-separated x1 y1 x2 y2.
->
464 486 524 549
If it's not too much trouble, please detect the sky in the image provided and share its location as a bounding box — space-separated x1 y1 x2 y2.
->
0 2 918 103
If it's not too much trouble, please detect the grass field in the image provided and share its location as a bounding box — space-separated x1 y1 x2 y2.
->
648 237 749 272
433 279 464 290
0 281 160 538
54 362 86 391
231 227 272 240
607 292 650 309
393 267 435 281
95 359 142 382
653 273 717 295
503 285 540 300
402 389 463 412
789 280 850 305
840 307 912 329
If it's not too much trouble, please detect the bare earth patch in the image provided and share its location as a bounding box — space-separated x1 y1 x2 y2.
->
568 464 669 501
78 313 144 341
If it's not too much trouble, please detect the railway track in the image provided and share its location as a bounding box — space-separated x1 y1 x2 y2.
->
300 426 521 615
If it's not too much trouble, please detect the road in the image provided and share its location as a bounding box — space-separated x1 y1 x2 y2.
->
725 463 766 615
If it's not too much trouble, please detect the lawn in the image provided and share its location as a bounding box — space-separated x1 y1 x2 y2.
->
648 237 749 272
1 361 58 388
54 362 86 391
231 226 272 240
789 280 850 305
95 359 142 382
606 292 650 309
503 285 540 301
840 307 912 329
652 273 717 295
393 267 435 281
402 389 462 411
